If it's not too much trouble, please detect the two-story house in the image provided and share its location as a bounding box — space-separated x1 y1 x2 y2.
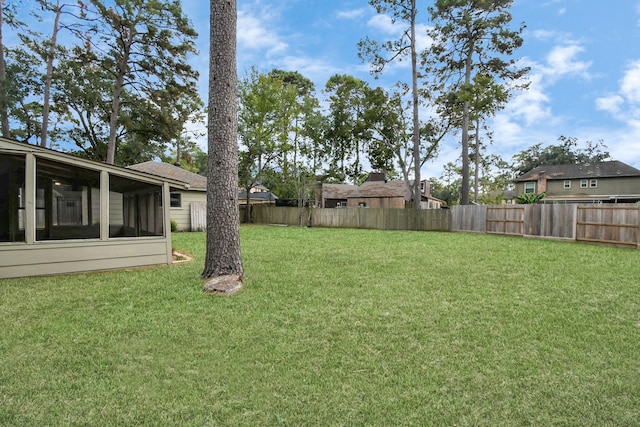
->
514 161 640 203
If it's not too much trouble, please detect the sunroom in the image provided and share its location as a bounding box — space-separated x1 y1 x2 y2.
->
0 138 189 279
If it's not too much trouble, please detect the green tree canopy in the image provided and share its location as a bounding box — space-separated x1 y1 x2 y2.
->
512 136 611 177
428 0 529 204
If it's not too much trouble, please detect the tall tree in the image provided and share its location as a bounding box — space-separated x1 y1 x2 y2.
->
428 0 528 204
4 46 44 143
19 0 87 147
38 0 61 147
267 69 321 208
0 0 22 137
324 74 369 184
84 0 199 164
0 0 8 137
202 0 243 294
462 73 508 202
237 68 298 220
359 0 423 210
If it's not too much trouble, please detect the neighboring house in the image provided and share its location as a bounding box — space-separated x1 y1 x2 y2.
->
128 161 206 231
0 138 189 279
514 161 640 203
321 173 443 209
321 183 355 208
238 184 278 206
129 163 278 230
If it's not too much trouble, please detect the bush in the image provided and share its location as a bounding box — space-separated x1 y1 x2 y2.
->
515 192 546 204
170 220 178 232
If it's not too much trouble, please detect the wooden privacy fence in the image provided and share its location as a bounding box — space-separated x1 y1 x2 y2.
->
450 204 640 247
576 205 639 247
251 206 450 231
250 204 640 248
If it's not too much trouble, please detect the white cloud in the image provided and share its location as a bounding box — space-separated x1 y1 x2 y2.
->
367 14 400 36
619 60 640 103
595 59 640 127
337 8 367 20
543 44 592 80
595 94 624 115
237 10 288 57
485 37 597 155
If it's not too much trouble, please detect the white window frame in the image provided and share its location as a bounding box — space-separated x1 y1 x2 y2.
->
524 182 535 194
580 179 588 188
590 179 598 188
564 180 571 189
170 192 182 208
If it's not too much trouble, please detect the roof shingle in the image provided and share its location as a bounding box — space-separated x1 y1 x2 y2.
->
516 161 640 181
128 161 207 190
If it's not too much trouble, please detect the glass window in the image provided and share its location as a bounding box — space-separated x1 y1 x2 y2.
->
580 179 588 188
564 180 571 189
524 182 535 194
35 158 100 241
0 154 26 242
590 179 598 188
109 175 163 237
170 192 182 208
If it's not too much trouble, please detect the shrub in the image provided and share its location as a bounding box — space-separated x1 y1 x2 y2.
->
515 192 546 204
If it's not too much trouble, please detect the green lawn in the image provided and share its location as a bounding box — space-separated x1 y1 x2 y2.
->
1 226 639 426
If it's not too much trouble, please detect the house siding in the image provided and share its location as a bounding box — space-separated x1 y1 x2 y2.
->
546 177 640 196
517 176 640 200
0 238 170 279
170 190 206 231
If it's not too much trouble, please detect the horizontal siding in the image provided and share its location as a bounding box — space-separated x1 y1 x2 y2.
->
0 239 170 279
170 191 206 231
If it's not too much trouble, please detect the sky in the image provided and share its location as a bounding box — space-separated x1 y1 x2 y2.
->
10 0 640 180
180 0 640 180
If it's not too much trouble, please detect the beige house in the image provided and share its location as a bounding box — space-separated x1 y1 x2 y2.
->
0 138 189 279
322 173 443 209
515 161 640 203
128 161 207 231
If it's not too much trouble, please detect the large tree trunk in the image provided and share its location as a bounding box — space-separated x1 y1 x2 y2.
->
202 0 244 293
0 1 10 138
474 117 480 204
41 3 62 148
410 0 421 212
106 55 127 164
460 42 473 205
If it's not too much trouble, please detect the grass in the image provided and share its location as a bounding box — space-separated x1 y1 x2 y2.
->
1 225 640 426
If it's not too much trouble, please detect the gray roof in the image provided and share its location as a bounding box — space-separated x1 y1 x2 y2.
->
238 190 278 200
322 183 356 200
128 161 207 190
323 180 416 201
516 161 640 182
351 180 411 200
